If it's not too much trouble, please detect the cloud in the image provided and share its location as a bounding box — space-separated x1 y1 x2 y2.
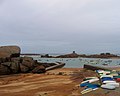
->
0 0 120 53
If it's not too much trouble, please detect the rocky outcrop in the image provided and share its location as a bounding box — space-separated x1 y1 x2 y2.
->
32 65 46 73
0 46 20 58
0 45 62 75
0 57 46 75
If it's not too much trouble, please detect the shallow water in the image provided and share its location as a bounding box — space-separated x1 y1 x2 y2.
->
24 55 120 68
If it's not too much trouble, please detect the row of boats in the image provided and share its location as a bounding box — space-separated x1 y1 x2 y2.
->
80 69 120 94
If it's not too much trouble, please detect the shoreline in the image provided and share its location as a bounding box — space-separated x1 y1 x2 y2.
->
0 67 120 96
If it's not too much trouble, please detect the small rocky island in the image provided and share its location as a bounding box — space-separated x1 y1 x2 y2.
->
0 46 65 75
79 53 120 58
50 51 120 59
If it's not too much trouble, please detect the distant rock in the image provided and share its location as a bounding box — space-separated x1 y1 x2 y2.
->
56 51 79 58
41 54 53 58
56 51 120 59
82 53 120 59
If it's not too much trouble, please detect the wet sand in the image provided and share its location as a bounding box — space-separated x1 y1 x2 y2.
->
0 68 120 96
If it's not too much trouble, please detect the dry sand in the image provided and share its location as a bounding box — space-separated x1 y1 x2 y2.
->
0 68 120 96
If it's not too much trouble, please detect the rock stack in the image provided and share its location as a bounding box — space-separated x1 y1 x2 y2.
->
0 46 46 75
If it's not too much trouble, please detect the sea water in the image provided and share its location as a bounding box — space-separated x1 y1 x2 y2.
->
22 55 120 68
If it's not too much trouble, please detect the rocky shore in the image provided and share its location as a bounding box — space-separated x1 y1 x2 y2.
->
1 46 120 96
0 46 64 75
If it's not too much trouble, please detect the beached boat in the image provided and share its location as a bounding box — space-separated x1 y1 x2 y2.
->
101 84 116 90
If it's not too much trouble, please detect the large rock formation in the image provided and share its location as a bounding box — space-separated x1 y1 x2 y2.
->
0 45 55 75
0 57 46 75
0 46 20 58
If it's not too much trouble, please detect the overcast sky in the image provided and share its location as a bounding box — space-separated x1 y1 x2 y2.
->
0 0 120 54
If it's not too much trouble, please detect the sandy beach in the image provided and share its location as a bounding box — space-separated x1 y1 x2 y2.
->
0 67 120 96
0 68 95 96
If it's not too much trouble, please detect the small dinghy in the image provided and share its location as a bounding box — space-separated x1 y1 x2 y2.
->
101 76 117 85
101 77 114 82
86 83 100 90
116 78 120 82
117 71 120 75
113 75 120 79
96 70 105 73
80 82 89 87
104 82 120 87
83 77 97 81
81 84 100 94
96 70 111 74
100 75 113 78
81 88 93 94
103 71 111 75
101 84 116 90
103 80 116 84
88 78 99 83
81 77 99 83
81 80 89 84
80 78 99 87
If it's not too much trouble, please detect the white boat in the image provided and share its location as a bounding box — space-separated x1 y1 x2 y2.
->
101 84 116 90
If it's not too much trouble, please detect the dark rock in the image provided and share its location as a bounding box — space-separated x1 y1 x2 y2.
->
21 57 35 69
22 57 33 61
0 64 11 75
1 62 20 74
10 62 20 73
11 57 21 63
32 65 45 73
20 64 29 73
0 58 11 63
39 63 56 68
1 62 11 67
